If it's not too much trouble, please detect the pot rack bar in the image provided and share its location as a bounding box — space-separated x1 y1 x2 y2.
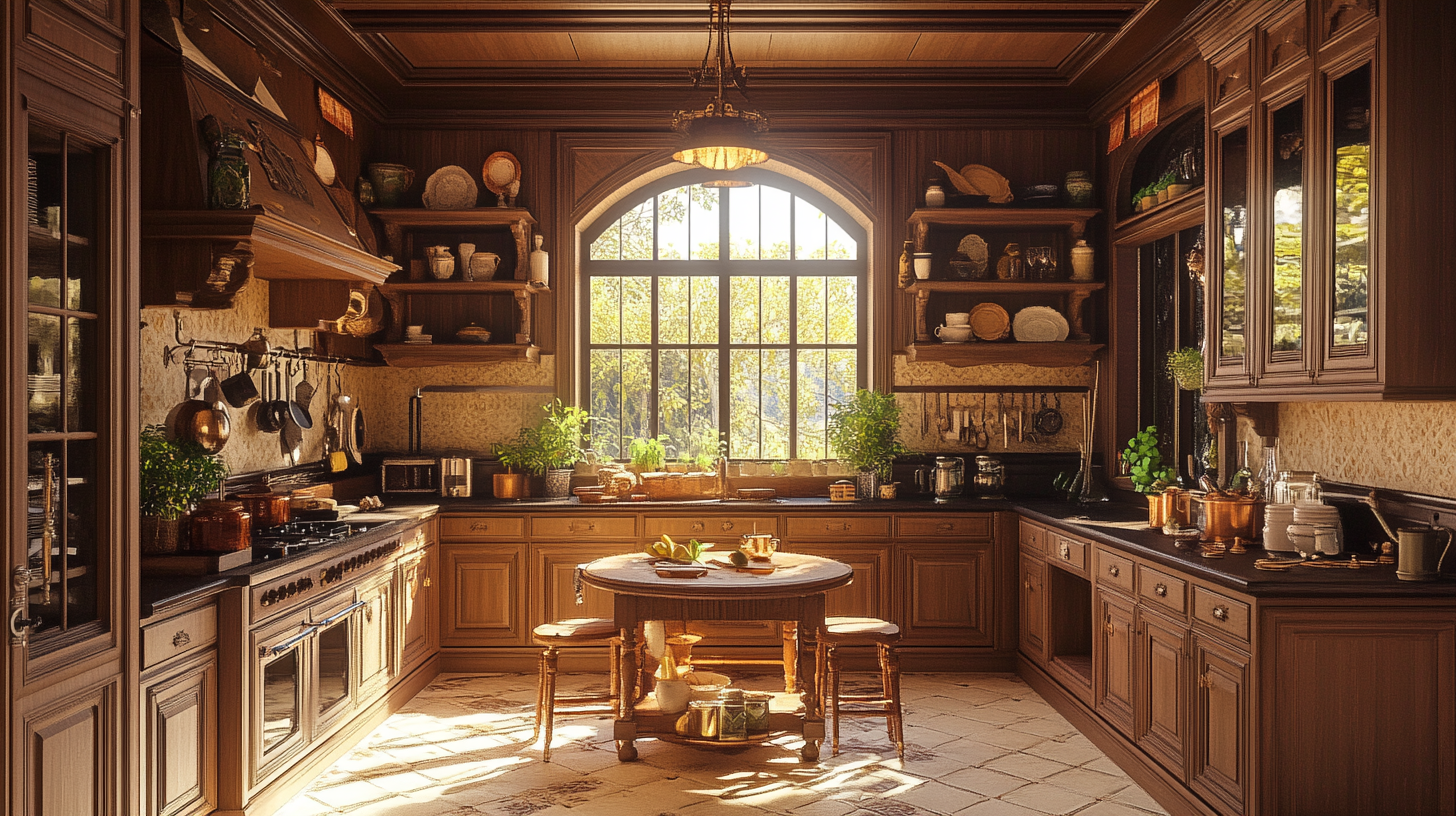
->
161 310 372 368
891 385 1089 394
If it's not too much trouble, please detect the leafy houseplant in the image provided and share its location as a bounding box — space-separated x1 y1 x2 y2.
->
628 436 668 473
827 389 910 498
495 400 592 499
1122 426 1177 495
1166 347 1205 391
140 424 228 554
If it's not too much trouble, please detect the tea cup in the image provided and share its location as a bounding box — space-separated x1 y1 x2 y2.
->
406 324 424 338
913 252 933 280
945 312 970 326
740 533 779 561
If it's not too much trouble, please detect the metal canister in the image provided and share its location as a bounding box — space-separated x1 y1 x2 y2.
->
718 689 747 742
190 500 252 553
682 701 719 740
745 691 772 735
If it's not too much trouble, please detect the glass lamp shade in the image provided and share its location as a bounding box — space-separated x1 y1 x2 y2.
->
672 116 768 171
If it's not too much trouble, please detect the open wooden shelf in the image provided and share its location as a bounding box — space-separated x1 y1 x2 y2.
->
1113 185 1204 234
375 342 541 367
907 207 1101 231
907 280 1105 294
368 207 537 229
378 280 548 296
905 341 1104 368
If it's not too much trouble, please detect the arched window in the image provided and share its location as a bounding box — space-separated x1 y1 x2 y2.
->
582 171 866 463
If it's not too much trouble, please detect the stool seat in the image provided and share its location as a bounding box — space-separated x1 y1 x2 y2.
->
534 617 618 642
825 616 901 641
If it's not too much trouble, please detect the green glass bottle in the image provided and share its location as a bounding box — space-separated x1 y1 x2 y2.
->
208 135 250 209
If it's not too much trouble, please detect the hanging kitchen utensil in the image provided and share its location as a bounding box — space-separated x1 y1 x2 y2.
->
243 328 271 370
345 403 366 466
258 359 288 434
284 358 312 429
295 358 315 411
1034 392 1064 437
220 353 260 408
281 409 304 465
191 371 231 454
323 363 349 473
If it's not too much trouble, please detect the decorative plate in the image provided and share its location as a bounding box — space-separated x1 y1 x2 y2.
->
481 151 522 196
933 161 1014 204
299 136 337 186
955 233 989 275
968 303 1011 341
1012 307 1068 342
422 165 478 210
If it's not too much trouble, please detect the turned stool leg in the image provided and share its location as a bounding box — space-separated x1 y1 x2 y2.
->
782 622 799 693
609 640 621 701
829 643 842 756
886 644 904 758
542 644 560 762
533 646 547 744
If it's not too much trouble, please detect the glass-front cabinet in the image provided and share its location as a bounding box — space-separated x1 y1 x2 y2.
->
1319 54 1375 375
1208 118 1251 388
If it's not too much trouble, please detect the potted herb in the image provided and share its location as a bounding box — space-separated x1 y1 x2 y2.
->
140 424 228 554
827 389 911 499
1138 185 1157 212
492 434 532 500
1155 172 1176 203
629 436 668 473
495 400 592 500
1122 426 1177 526
1166 347 1204 391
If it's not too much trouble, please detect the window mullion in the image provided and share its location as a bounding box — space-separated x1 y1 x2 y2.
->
788 276 798 459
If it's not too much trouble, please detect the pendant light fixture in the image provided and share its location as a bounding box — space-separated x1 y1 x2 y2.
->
671 0 769 172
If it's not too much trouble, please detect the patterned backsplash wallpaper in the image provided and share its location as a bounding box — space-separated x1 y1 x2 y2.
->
893 357 1091 454
1277 402 1456 499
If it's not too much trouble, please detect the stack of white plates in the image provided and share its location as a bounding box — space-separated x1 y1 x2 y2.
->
402 334 434 345
1011 306 1070 342
1292 502 1343 549
1263 503 1297 552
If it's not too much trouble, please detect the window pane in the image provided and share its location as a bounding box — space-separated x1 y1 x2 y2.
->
590 277 622 344
28 313 62 433
690 277 719 344
660 348 720 462
729 276 759 344
621 349 652 444
827 277 858 344
620 201 654 260
658 276 689 344
729 350 761 459
761 349 790 459
659 348 690 449
657 186 689 260
66 318 95 432
824 350 859 459
1332 63 1371 349
622 277 652 343
761 277 790 344
797 349 827 459
690 186 720 260
761 187 791 259
28 129 62 309
689 349 720 459
590 225 621 260
794 198 827 260
590 349 623 459
827 217 857 260
1270 98 1304 353
729 185 760 259
797 276 826 344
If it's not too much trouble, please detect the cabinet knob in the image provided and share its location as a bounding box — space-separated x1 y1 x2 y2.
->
1212 605 1229 621
1105 622 1117 636
1198 672 1214 689
1155 583 1168 597
1023 580 1033 591
172 630 191 648
1058 542 1071 560
424 577 432 588
721 521 735 531
1107 565 1120 578
938 522 955 532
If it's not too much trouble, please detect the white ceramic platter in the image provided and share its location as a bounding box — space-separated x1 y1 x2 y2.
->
1012 306 1070 342
422 165 478 210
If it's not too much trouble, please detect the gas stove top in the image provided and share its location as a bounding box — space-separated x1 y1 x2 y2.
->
252 520 365 558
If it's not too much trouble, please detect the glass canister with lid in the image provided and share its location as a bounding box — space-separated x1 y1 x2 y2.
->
1272 471 1323 505
190 500 252 553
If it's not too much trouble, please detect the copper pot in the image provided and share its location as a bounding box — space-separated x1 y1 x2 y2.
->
238 492 290 528
1197 495 1264 543
1147 494 1167 529
1161 488 1193 530
190 500 252 553
493 472 527 501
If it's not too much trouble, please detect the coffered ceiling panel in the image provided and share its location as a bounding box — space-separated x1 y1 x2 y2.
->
568 31 773 63
909 31 1087 65
388 31 579 65
763 32 921 62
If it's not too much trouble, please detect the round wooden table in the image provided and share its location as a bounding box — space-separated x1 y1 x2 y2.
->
580 552 853 761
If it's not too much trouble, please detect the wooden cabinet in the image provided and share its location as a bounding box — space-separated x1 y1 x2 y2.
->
440 543 527 646
1094 589 1137 737
1197 0 1456 399
143 656 217 816
899 543 995 646
1136 607 1190 778
398 545 437 674
903 208 1105 367
1018 553 1047 664
532 542 630 626
1190 632 1251 815
356 570 396 701
793 542 892 620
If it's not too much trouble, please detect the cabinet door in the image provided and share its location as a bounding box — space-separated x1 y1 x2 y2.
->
144 656 217 816
1318 54 1377 380
1190 633 1251 815
1094 590 1136 737
1019 553 1046 665
357 570 396 701
1209 116 1255 388
440 543 527 646
399 546 437 673
899 543 994 646
1261 87 1313 383
532 542 631 628
1136 608 1189 780
793 542 891 620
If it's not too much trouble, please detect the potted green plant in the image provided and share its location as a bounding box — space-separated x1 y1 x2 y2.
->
492 434 533 500
1166 347 1204 391
628 436 668 473
495 400 591 500
1122 426 1177 525
140 424 228 554
827 389 910 499
1155 172 1176 203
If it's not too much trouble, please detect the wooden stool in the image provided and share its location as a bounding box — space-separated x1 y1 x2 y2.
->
821 616 904 758
532 617 625 762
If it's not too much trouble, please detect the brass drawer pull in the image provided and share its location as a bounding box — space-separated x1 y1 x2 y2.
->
826 522 851 532
172 630 191 648
1155 583 1168 597
1212 605 1229 622
1104 622 1116 636
423 577 432 588
1058 542 1071 560
568 521 597 533
470 521 490 532
1107 565 1120 578
938 522 955 532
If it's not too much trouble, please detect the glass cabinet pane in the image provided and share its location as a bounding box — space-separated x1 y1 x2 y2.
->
316 621 350 713
262 651 301 753
1219 127 1249 359
1270 98 1306 354
1331 63 1372 349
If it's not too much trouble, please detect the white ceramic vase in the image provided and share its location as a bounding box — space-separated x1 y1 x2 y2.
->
1070 239 1095 281
530 234 549 286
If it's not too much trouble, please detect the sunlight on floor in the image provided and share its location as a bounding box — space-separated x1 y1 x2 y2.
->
285 672 1169 816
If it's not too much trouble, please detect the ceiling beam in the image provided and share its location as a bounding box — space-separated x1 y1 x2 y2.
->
331 4 1142 33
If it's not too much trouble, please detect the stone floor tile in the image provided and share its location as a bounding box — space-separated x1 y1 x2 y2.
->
981 753 1072 781
1022 736 1103 768
272 794 341 816
881 778 988 815
952 798 1049 816
938 767 1030 799
1041 766 1130 799
1107 783 1169 814
1074 802 1161 816
304 776 396 811
1079 756 1127 777
998 783 1096 815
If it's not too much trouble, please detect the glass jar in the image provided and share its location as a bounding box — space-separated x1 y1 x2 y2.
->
190 500 252 553
745 691 772 735
1273 471 1323 505
718 689 748 742
208 135 250 210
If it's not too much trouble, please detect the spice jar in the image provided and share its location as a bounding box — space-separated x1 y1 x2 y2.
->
238 492 290 529
718 689 748 742
190 500 252 553
745 691 772 735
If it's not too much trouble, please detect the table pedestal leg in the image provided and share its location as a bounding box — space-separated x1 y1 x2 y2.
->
798 614 824 762
781 622 799 693
615 626 639 761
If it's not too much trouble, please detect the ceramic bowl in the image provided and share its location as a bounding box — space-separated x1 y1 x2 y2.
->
935 324 974 343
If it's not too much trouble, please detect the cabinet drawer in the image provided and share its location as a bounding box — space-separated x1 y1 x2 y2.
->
786 515 891 540
644 516 777 540
531 516 638 539
896 514 993 540
1019 521 1045 554
1048 534 1088 574
1137 565 1188 617
1095 548 1135 594
143 605 217 669
440 516 525 540
1193 587 1250 644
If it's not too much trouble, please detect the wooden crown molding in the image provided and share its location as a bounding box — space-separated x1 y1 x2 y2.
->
378 107 1095 130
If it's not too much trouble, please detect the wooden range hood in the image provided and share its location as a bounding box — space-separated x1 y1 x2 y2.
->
139 53 396 309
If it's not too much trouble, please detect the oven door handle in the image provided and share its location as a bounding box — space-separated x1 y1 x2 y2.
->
260 625 319 658
305 600 367 629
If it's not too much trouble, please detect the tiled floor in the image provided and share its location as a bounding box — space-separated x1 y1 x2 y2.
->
286 672 1169 816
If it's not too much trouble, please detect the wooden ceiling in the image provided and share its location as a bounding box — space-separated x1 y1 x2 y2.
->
272 0 1204 119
